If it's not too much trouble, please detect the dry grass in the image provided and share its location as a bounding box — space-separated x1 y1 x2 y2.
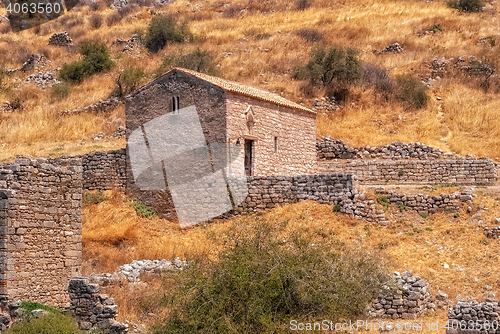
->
1 0 500 161
82 188 500 329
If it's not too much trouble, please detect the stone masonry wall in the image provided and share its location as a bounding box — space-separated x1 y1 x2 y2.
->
318 159 495 186
0 156 82 308
81 149 126 191
226 92 317 176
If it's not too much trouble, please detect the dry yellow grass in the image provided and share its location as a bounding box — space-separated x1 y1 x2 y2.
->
1 0 500 161
82 188 500 329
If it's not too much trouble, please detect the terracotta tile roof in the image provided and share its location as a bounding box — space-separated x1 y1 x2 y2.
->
161 67 315 114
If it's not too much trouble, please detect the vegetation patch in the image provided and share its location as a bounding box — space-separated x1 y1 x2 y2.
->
395 73 429 109
5 312 81 334
153 220 394 333
83 191 109 206
142 16 192 53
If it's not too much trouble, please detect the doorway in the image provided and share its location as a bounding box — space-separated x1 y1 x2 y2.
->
244 140 253 177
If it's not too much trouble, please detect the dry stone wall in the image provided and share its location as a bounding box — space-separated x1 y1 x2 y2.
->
368 271 435 320
383 189 474 215
447 300 500 334
318 159 495 186
0 156 82 308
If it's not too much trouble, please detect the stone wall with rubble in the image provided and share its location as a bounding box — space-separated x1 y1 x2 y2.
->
0 156 82 308
68 277 127 333
368 271 435 320
318 159 495 186
447 300 500 334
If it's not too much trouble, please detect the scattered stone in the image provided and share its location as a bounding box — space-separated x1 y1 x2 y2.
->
89 258 187 285
379 43 403 54
26 71 60 88
31 309 49 318
0 101 13 113
21 54 52 72
60 97 123 115
484 226 500 239
113 126 126 138
48 31 73 46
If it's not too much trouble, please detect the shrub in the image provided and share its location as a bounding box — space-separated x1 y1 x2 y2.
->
60 40 113 83
153 220 394 333
143 16 192 53
132 201 156 218
5 312 81 334
20 301 60 314
395 74 429 109
377 196 390 210
398 204 407 212
51 82 72 100
362 63 395 96
159 48 220 76
106 11 123 26
398 169 404 177
447 0 484 12
295 28 323 42
115 66 147 97
294 46 363 101
295 0 313 10
89 13 103 29
332 204 341 212
83 191 109 206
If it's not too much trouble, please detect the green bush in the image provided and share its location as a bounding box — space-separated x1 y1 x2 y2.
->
83 191 109 206
153 220 394 334
51 82 72 100
398 169 404 177
395 74 429 109
377 196 390 210
398 204 407 212
159 48 220 76
294 46 363 100
5 312 82 334
60 40 113 83
447 0 484 12
332 204 341 212
143 16 192 53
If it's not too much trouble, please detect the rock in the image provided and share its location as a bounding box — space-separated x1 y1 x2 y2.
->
436 292 448 300
26 71 60 89
379 43 403 54
22 54 52 72
31 309 49 318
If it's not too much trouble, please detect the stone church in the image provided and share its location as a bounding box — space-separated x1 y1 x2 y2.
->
125 67 317 219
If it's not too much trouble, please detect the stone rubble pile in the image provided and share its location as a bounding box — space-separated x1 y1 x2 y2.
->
89 258 187 285
68 277 128 334
317 137 451 160
26 71 60 88
483 226 500 239
60 97 123 115
0 101 13 113
368 271 435 319
341 190 389 226
48 31 73 46
21 54 52 72
427 57 448 79
379 43 403 54
111 0 128 9
447 300 500 334
312 97 339 111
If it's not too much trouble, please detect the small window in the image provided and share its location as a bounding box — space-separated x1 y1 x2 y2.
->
172 96 180 114
274 137 278 153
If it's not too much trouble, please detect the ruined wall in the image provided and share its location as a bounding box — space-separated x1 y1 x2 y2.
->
0 156 82 308
318 159 495 186
226 92 317 176
447 300 500 334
